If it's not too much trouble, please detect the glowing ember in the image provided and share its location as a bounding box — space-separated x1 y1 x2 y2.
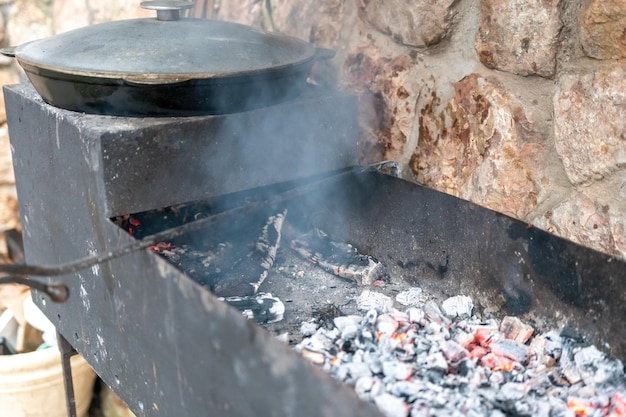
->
613 392 626 416
148 242 172 252
296 291 626 417
567 397 592 417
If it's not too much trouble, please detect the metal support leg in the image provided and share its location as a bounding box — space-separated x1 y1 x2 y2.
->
58 331 78 417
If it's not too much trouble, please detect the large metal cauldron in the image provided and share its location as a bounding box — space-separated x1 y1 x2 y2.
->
1 1 333 116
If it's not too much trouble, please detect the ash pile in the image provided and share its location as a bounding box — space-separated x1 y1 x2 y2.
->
295 291 626 417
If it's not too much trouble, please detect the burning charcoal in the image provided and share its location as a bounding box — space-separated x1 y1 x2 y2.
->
547 397 572 417
473 324 501 347
354 376 384 401
373 393 410 417
573 345 604 368
333 315 362 332
413 338 432 355
389 310 411 327
572 345 624 385
300 321 319 337
393 343 417 362
362 309 378 326
560 345 583 385
496 382 527 402
290 228 389 285
423 351 448 374
377 333 402 357
300 348 325 365
469 345 489 360
530 331 563 368
525 371 554 394
356 290 394 313
422 303 451 325
480 353 517 373
340 325 359 341
338 362 373 382
468 366 490 389
382 361 415 381
454 329 475 349
388 380 424 402
363 350 384 374
296 328 337 353
488 369 506 386
490 339 530 364
424 321 450 342
499 316 534 344
406 307 425 325
532 401 552 417
395 287 423 307
456 358 475 377
441 295 474 318
220 292 285 324
376 314 400 336
439 339 469 364
612 392 626 415
543 332 563 360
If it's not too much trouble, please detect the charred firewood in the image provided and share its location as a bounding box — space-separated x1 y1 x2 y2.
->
290 228 388 286
213 210 287 297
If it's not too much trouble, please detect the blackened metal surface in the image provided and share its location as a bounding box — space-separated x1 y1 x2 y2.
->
5 83 383 417
4 83 358 217
99 84 358 216
23 63 311 116
5 82 626 417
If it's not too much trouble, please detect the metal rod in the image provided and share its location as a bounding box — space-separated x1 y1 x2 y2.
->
0 166 379 278
58 331 78 417
0 276 69 302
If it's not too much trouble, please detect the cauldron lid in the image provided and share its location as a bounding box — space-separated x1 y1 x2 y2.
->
13 1 316 83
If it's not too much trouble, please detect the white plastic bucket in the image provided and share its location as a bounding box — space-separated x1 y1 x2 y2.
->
0 346 97 417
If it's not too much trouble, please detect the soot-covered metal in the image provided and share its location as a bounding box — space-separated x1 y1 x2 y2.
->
5 83 626 417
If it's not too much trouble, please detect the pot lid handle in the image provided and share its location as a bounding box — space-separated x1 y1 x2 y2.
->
140 1 195 21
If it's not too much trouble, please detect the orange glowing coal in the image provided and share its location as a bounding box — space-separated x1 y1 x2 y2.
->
148 242 172 252
613 392 626 416
330 357 340 366
567 397 592 417
392 332 409 342
491 363 513 372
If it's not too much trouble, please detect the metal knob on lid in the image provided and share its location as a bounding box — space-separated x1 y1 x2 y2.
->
140 0 195 21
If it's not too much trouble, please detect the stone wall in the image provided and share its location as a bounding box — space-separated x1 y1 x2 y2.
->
0 0 624 258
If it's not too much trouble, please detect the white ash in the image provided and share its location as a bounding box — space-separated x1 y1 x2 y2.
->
300 321 319 337
357 290 394 313
395 288 424 307
295 292 626 417
441 295 473 318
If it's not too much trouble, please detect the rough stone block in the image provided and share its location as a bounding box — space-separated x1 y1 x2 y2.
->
475 0 562 77
533 191 626 258
553 63 626 185
356 0 458 47
580 0 626 60
410 74 544 219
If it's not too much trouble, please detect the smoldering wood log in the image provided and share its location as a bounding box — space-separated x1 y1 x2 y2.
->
290 228 388 285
